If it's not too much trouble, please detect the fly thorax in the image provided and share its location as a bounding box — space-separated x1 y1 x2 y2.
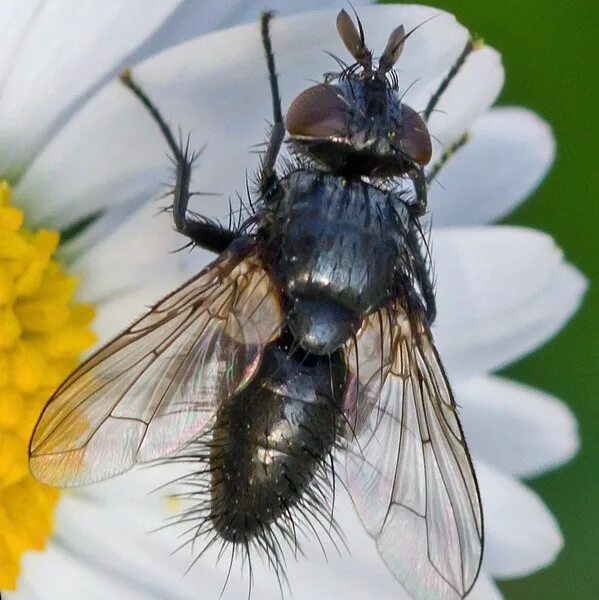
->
274 171 404 350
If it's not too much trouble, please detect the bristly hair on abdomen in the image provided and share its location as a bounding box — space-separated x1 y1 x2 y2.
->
152 421 348 599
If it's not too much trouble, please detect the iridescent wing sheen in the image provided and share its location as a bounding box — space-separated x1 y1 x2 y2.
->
344 305 483 600
30 244 282 487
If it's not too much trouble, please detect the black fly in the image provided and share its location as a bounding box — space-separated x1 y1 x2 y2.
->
30 10 483 600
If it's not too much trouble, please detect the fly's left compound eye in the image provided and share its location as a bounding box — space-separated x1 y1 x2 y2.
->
397 104 432 166
285 84 347 138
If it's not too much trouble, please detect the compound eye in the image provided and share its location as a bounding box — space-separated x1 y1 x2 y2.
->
398 104 432 166
285 84 347 138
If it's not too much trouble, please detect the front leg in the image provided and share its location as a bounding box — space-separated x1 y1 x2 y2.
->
413 37 481 214
259 11 285 195
423 37 481 122
120 69 236 254
409 166 428 218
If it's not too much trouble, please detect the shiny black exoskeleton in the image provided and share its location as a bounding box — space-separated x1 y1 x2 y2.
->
210 335 346 543
269 170 410 355
202 9 438 552
121 8 440 562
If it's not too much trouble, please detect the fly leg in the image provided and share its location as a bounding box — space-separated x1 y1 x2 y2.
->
411 37 482 217
426 132 469 185
407 224 436 324
409 167 428 218
259 11 285 195
422 37 482 122
120 69 236 254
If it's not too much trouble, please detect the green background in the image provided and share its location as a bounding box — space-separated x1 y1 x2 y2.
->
383 1 598 598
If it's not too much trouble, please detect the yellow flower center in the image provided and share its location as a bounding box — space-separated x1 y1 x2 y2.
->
0 180 96 589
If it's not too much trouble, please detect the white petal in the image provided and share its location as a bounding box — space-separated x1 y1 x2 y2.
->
432 227 587 377
9 541 148 600
56 476 405 599
457 376 579 478
467 573 503 600
70 206 212 349
0 0 183 178
10 470 209 600
0 1 42 85
130 0 373 64
476 461 563 578
15 5 469 229
69 201 184 302
66 198 221 346
429 108 556 225
71 469 503 599
52 491 221 599
11 463 509 599
16 468 241 599
91 271 191 347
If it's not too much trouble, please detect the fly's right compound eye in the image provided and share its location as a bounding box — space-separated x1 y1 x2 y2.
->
285 84 347 138
396 104 432 166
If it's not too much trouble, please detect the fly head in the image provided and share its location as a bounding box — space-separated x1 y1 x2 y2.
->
285 9 432 179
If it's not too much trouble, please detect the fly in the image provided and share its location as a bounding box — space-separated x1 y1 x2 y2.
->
30 10 483 600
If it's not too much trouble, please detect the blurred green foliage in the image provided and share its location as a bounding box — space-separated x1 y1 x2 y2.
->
382 0 598 597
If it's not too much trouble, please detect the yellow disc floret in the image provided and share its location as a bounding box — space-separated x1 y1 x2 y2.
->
0 180 96 588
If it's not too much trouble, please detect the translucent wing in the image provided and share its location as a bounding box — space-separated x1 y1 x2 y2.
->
30 243 282 487
344 305 483 600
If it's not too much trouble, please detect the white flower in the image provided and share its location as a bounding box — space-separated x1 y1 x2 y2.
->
3 3 585 599
0 0 366 597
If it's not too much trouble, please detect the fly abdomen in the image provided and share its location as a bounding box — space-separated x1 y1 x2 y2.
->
209 337 346 545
